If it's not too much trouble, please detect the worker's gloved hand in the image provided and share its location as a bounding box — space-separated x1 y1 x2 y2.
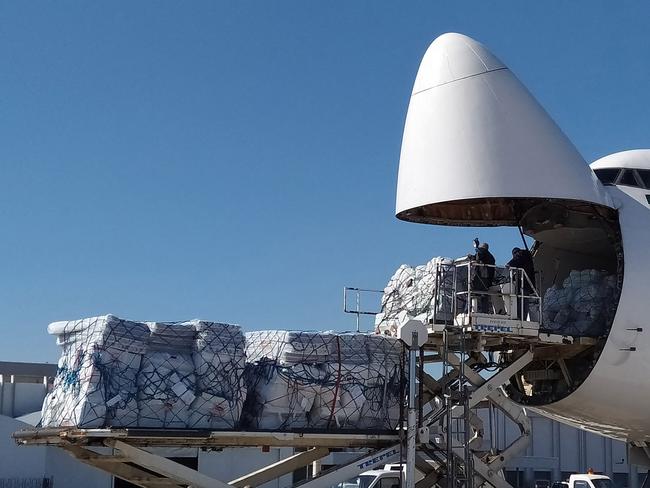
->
473 238 480 248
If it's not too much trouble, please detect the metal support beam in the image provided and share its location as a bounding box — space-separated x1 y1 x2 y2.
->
407 332 418 488
62 445 181 488
415 454 437 475
558 358 573 387
108 440 232 488
295 445 401 488
448 449 512 488
468 351 534 408
230 447 330 488
415 468 441 488
440 350 533 488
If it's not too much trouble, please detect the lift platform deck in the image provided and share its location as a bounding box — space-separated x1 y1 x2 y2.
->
13 427 403 488
13 427 400 449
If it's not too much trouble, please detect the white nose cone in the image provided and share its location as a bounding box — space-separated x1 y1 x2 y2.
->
396 33 612 225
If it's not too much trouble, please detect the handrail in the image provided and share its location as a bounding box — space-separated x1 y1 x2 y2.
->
342 286 383 332
440 260 542 324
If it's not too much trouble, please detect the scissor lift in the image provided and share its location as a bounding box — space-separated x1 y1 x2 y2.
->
413 259 589 488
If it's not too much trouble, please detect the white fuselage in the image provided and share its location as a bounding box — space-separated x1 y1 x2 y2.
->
535 161 650 441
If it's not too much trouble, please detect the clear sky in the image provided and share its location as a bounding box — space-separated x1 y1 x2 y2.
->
1 2 649 363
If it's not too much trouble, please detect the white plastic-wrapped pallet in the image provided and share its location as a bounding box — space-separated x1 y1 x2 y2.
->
542 270 617 337
41 315 149 428
359 335 403 429
246 330 333 365
42 315 247 430
311 363 370 428
375 257 454 335
189 320 246 429
136 321 195 428
243 331 404 431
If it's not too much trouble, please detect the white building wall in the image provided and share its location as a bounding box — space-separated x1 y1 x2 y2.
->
0 416 46 480
484 409 648 488
13 383 48 417
44 445 112 488
199 448 294 488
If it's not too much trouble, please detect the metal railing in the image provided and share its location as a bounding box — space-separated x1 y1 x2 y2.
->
342 287 382 332
433 258 542 326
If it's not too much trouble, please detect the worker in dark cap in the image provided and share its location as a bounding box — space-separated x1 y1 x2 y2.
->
468 240 496 313
507 247 535 320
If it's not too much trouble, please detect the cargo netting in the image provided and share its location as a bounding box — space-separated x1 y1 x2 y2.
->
542 269 617 337
241 331 405 431
42 315 246 429
41 316 406 432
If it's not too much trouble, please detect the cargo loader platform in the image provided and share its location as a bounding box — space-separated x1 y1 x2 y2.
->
14 427 403 488
13 427 400 449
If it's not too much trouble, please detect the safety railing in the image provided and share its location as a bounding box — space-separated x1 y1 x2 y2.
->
433 258 542 327
342 286 383 332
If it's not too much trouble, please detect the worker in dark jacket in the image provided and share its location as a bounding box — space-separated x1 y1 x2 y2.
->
469 241 495 313
507 247 535 320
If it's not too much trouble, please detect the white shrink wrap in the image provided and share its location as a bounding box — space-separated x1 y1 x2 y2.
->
41 315 149 428
42 316 403 432
375 257 454 335
42 316 246 430
190 320 246 429
243 331 404 431
542 270 617 337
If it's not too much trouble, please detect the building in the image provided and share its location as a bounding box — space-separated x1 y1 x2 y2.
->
488 409 646 488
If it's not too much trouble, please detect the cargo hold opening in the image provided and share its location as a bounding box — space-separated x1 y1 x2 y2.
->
396 195 623 405
507 201 623 406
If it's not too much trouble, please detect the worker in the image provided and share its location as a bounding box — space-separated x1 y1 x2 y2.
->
507 247 535 320
468 240 495 313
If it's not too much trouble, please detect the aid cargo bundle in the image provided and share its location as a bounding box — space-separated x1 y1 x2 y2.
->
42 316 405 432
542 269 617 337
41 315 149 428
375 257 455 335
242 331 404 431
41 315 246 429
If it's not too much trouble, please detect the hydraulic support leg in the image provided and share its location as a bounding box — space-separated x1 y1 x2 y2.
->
230 447 330 488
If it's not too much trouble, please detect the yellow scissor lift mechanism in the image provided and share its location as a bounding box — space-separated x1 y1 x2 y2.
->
14 261 591 488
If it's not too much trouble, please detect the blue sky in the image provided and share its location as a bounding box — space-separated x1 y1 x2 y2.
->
1 2 649 363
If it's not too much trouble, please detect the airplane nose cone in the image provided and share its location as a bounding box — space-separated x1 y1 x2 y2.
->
396 33 612 225
411 33 505 93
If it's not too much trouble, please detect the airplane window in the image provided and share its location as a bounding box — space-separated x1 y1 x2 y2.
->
594 168 620 185
618 169 639 187
646 195 650 204
637 169 650 189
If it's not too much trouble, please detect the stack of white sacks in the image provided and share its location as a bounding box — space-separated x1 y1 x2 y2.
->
243 331 403 431
42 315 246 429
375 257 455 335
41 316 404 432
41 316 149 428
542 270 617 337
